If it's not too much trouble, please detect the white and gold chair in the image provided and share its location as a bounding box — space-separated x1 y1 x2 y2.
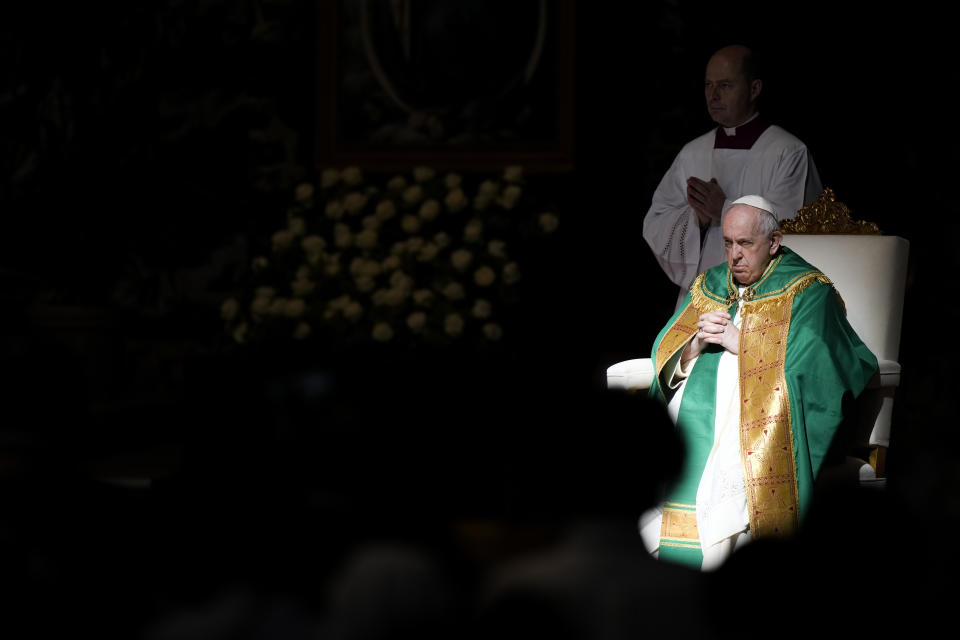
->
607 189 909 487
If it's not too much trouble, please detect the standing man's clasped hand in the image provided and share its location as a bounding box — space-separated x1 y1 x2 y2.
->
686 176 726 229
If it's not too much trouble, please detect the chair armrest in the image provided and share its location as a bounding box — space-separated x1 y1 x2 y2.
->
606 358 655 391
877 359 901 388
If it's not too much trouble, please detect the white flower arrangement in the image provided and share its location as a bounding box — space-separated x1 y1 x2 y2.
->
220 164 560 352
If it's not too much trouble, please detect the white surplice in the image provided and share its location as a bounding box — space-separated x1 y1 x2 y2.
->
643 120 821 309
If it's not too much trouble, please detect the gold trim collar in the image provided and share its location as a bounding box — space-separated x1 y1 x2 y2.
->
724 254 783 305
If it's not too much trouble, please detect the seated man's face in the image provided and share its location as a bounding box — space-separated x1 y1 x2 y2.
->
722 206 781 286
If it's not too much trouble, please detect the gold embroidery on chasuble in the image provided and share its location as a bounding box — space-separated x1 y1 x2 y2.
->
654 305 700 376
654 274 730 378
738 297 799 538
660 502 700 549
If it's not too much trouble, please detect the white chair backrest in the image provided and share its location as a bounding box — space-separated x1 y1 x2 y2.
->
779 234 909 364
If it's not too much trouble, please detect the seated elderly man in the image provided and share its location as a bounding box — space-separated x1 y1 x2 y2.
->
640 195 878 571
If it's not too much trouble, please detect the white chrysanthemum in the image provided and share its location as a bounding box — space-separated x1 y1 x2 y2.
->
474 266 496 287
387 175 407 191
272 229 294 251
301 235 326 253
354 275 376 293
287 216 306 236
389 287 412 308
357 258 382 278
251 296 271 317
268 297 288 316
444 313 464 337
375 199 397 221
372 322 394 342
344 191 368 214
444 187 467 212
390 271 414 291
442 282 465 300
291 277 316 298
471 299 492 319
382 254 401 271
349 256 363 275
361 215 380 230
333 223 352 248
478 180 499 197
418 198 440 220
232 321 248 344
503 166 523 183
295 182 315 203
473 193 495 211
325 200 344 220
413 166 435 182
412 289 435 306
416 242 438 262
401 214 421 234
324 256 341 277
402 184 424 205
251 256 269 272
487 239 507 258
474 181 498 209
342 166 363 186
320 168 340 189
380 287 408 307
344 300 363 321
355 228 378 250
406 236 424 252
498 184 522 210
254 286 277 300
444 172 462 189
482 322 503 341
502 261 521 284
328 295 350 311
539 212 560 233
220 297 239 321
433 231 451 248
463 219 483 243
293 322 311 340
284 298 307 318
451 248 473 271
406 311 427 333
290 276 315 298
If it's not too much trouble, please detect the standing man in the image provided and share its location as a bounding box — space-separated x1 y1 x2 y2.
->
643 45 822 309
639 195 876 571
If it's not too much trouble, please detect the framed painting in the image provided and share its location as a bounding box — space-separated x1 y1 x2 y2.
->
315 0 575 172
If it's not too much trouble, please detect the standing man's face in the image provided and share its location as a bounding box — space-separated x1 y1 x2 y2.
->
704 49 760 128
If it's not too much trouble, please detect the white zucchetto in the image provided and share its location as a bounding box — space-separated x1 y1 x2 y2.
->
730 194 777 218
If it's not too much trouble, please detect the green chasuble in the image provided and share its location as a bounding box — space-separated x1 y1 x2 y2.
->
648 247 878 568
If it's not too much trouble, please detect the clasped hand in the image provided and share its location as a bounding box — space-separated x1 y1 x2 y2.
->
686 177 725 228
686 310 739 359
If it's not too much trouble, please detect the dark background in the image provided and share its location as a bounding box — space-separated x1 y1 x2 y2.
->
1 1 955 638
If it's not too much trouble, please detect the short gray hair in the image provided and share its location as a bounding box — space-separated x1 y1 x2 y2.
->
730 195 780 239
754 209 780 239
